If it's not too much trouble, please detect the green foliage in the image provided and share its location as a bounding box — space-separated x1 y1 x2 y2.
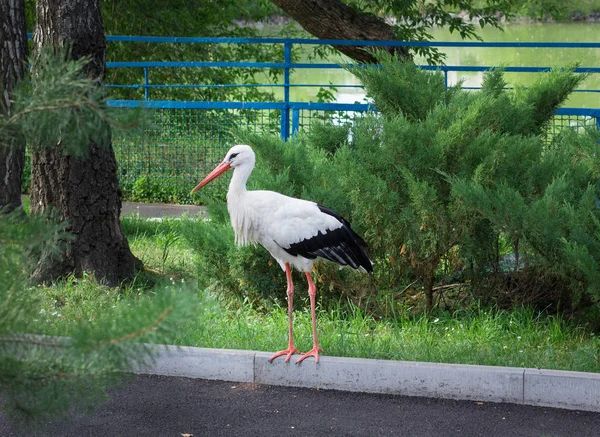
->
0 48 143 157
315 86 339 104
129 176 173 203
348 54 458 120
480 66 508 97
513 65 586 135
185 55 597 316
514 0 571 20
0 208 199 424
451 126 600 302
100 0 285 102
306 122 351 157
0 50 199 425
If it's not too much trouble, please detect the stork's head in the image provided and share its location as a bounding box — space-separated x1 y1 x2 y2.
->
224 144 255 168
191 144 255 194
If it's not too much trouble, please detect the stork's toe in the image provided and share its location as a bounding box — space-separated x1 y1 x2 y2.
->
269 346 300 363
295 346 323 364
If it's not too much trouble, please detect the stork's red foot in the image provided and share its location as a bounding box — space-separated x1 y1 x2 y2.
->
269 346 300 363
295 346 323 364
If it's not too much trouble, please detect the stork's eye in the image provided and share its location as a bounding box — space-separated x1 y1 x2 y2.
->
229 153 239 160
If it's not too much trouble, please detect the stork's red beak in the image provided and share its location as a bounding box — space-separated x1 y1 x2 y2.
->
191 161 231 194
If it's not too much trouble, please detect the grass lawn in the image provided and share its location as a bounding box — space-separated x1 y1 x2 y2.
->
36 215 600 373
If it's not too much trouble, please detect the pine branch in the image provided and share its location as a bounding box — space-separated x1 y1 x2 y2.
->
7 100 85 121
85 306 173 352
23 368 120 382
7 97 140 131
0 48 145 157
0 335 68 348
0 236 49 245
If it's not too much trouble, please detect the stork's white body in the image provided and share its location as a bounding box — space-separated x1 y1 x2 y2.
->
192 145 372 364
228 189 343 272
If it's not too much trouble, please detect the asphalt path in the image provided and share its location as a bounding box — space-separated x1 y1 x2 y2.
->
120 201 206 218
2 374 599 437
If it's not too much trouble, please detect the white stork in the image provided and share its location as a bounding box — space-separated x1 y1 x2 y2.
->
192 145 373 364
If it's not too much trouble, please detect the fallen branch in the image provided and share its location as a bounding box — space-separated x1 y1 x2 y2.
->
432 283 464 292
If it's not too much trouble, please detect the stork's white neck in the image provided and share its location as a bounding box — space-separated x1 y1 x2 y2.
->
226 160 256 247
227 161 253 199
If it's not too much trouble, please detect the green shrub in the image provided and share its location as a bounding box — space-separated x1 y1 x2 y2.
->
21 153 30 194
125 176 198 204
451 126 600 306
184 55 599 318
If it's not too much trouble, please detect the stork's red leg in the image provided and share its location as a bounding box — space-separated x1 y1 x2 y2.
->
296 271 323 364
269 263 300 363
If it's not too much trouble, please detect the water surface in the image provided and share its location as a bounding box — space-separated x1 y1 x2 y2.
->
282 22 599 108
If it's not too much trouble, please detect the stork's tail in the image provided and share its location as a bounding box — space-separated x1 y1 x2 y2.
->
317 205 374 274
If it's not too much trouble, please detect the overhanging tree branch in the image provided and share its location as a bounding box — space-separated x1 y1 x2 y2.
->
271 0 410 63
271 0 522 65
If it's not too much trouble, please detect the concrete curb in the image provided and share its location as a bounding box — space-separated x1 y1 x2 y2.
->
135 345 600 413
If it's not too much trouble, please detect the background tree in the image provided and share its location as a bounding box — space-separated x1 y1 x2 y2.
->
271 0 520 64
0 0 28 212
30 0 140 285
102 0 285 101
271 0 410 63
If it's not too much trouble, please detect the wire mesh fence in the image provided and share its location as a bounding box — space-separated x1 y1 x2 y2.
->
293 108 368 131
113 108 280 203
111 107 599 204
547 113 599 140
18 107 599 204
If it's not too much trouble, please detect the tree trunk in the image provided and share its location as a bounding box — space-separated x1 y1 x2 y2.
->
271 0 410 63
0 0 28 212
30 0 141 285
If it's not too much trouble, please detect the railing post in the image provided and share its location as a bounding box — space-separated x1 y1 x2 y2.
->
596 111 600 146
280 41 292 141
291 108 300 137
443 68 448 88
144 67 149 101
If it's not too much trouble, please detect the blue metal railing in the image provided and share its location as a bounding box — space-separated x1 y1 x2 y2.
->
98 36 600 202
104 37 600 97
103 36 600 139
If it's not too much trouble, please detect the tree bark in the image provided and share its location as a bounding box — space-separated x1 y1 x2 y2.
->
271 0 409 63
31 0 141 285
0 0 28 212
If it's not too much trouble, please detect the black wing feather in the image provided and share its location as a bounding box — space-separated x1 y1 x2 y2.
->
277 204 373 273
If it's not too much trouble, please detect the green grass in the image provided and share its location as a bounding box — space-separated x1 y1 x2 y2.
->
36 215 196 335
121 214 197 278
35 215 600 373
174 294 599 372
